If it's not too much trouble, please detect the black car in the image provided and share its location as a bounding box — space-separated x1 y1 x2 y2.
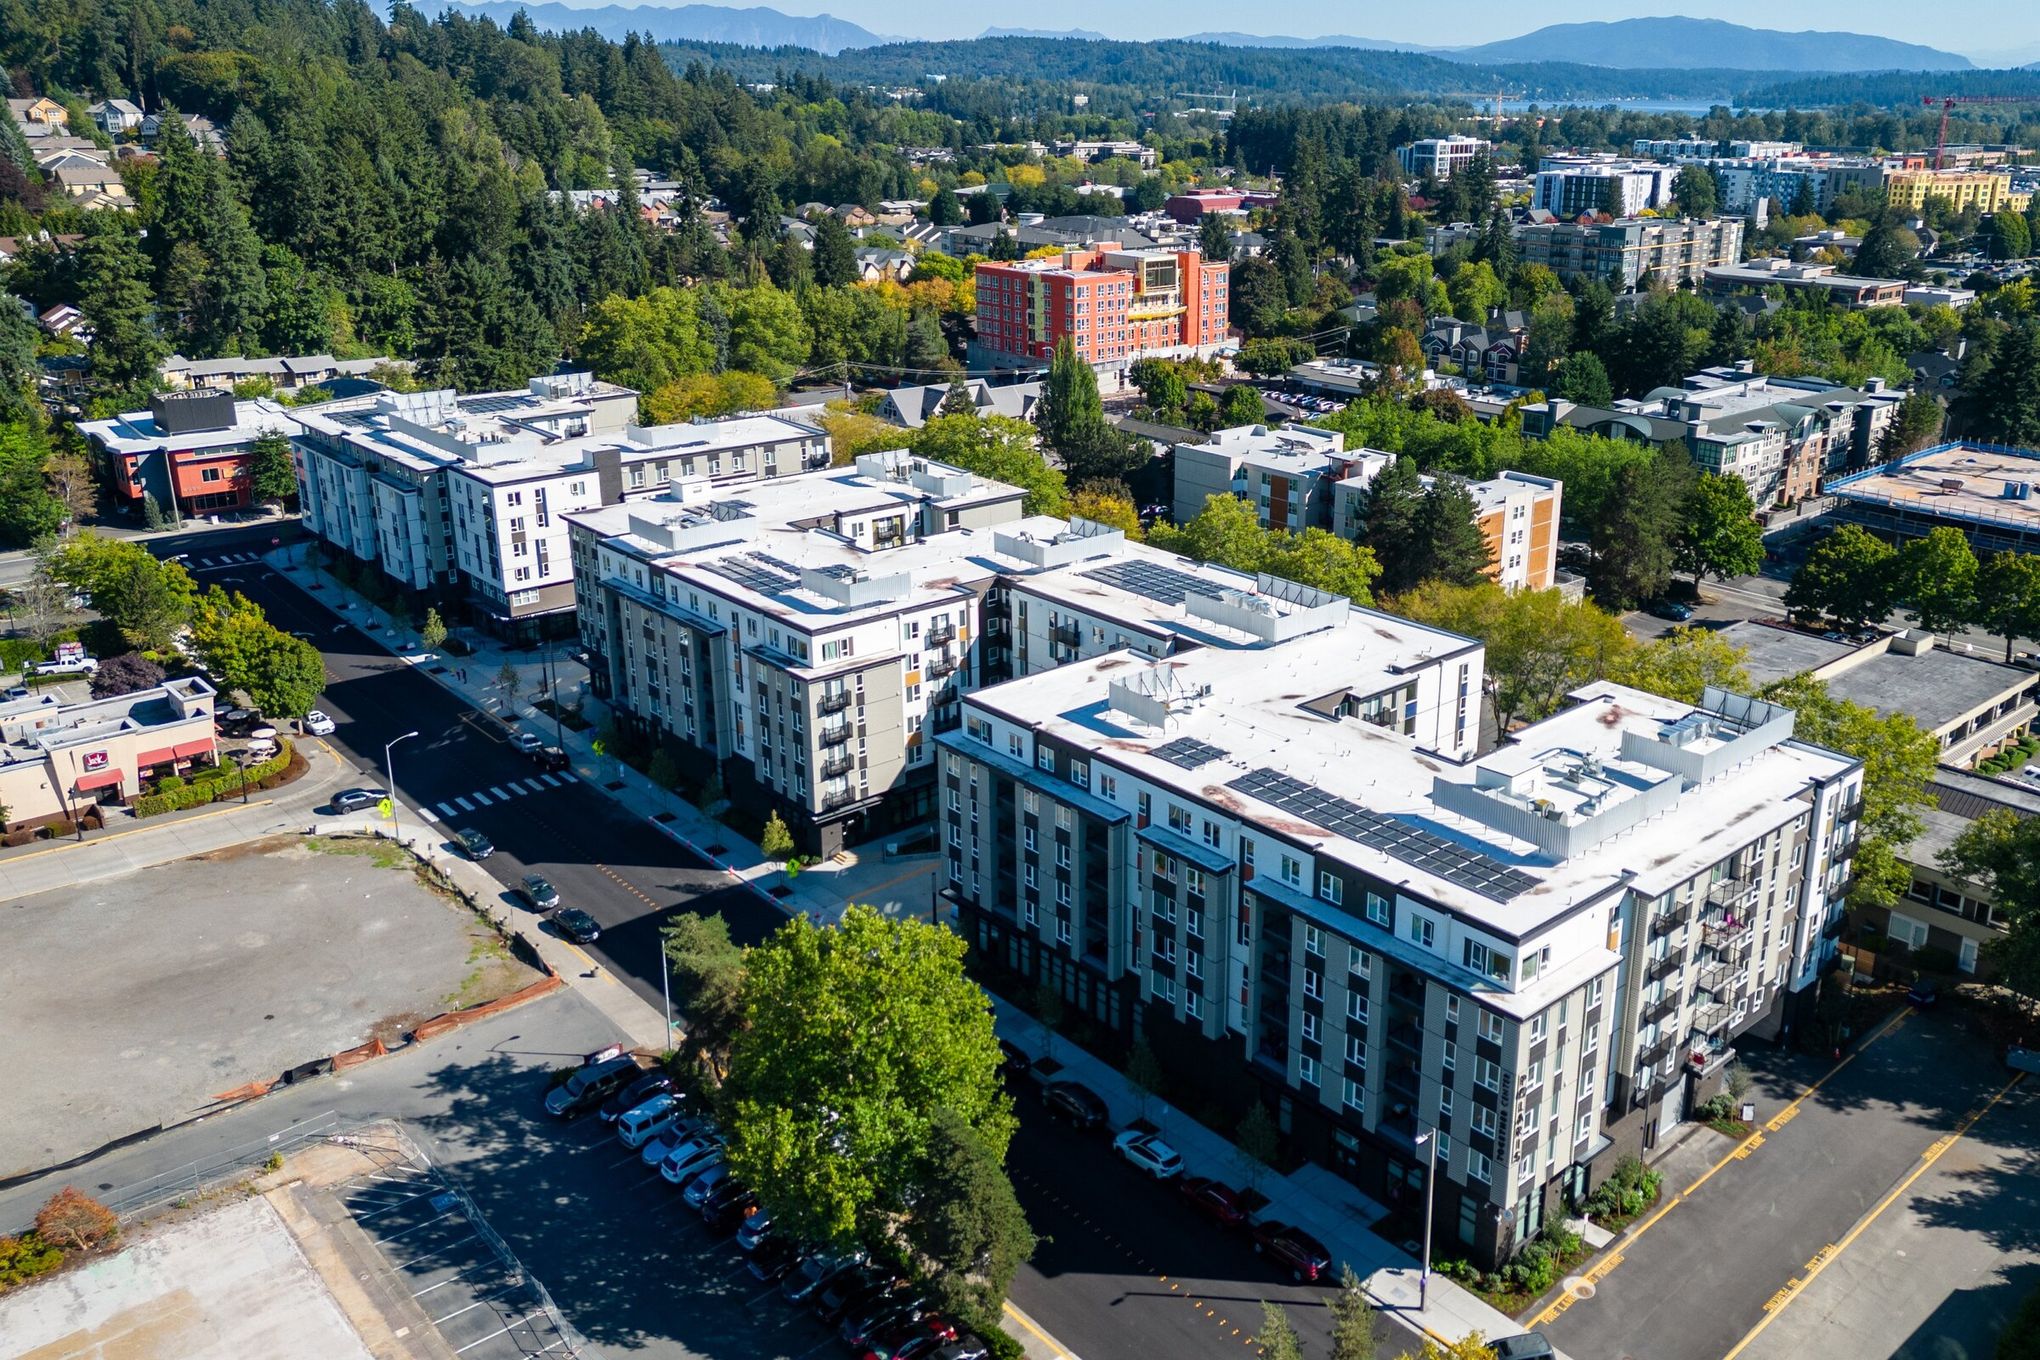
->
702 1184 759 1234
816 1266 900 1323
1041 1080 1108 1129
782 1252 863 1304
843 1297 931 1349
456 827 494 860
747 1237 806 1283
552 907 602 944
1491 1333 1557 1360
543 1054 640 1118
532 744 571 772
519 873 561 910
997 1039 1032 1081
597 1072 677 1123
1646 599 1694 622
1907 978 1939 1007
329 788 385 814
929 1342 990 1360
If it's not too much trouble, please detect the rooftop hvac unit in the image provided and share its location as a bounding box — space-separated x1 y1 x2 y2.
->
2003 481 2031 500
1939 478 1966 492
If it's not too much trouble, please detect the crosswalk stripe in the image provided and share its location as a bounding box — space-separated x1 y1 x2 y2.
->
524 778 551 794
454 796 475 812
538 773 561 788
418 805 439 822
489 785 512 800
470 790 492 806
437 802 458 817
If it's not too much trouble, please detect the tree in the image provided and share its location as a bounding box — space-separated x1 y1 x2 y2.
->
928 186 963 226
89 652 165 698
1129 358 1188 417
241 628 326 718
1940 809 2040 1000
661 910 750 1076
1784 525 1896 631
1890 527 1978 637
1877 389 1944 461
1235 1102 1279 1192
1221 384 1266 428
1257 1302 1304 1360
497 660 521 699
15 557 72 647
1676 472 1764 590
989 229 1020 262
903 1107 1035 1333
910 414 1069 517
1149 495 1269 575
1553 352 1612 407
1762 674 1939 910
1975 552 2040 662
1671 165 1718 218
722 906 1011 1248
1856 217 1922 280
1328 1266 1377 1360
1123 1039 1166 1120
1591 451 1691 608
1038 336 1109 453
1410 1334 1497 1360
1447 260 1505 323
1070 479 1142 536
0 288 40 418
812 215 858 289
420 608 448 654
248 429 297 505
0 423 66 549
75 217 165 398
577 287 713 397
1199 214 1235 264
50 534 196 649
1607 627 1752 704
1398 581 1633 728
1987 211 2031 264
1408 476 1493 588
1031 982 1065 1062
1362 454 1428 595
761 810 796 864
1261 529 1381 603
43 449 96 530
34 1187 117 1253
938 381 977 419
1962 319 2040 448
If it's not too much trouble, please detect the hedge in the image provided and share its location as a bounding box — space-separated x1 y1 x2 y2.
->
134 740 298 817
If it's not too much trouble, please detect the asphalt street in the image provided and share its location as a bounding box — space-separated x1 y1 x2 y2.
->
132 528 1423 1360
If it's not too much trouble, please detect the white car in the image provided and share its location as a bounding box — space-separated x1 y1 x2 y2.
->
302 710 336 736
656 1132 722 1181
511 731 543 754
1112 1129 1184 1180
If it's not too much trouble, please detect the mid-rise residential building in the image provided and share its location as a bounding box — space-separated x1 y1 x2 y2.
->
157 352 404 394
1632 137 1722 160
1531 157 1677 219
1881 168 2031 215
1513 217 1744 291
1522 365 1899 507
1052 139 1159 169
1702 258 1907 309
291 375 827 638
79 390 291 517
941 639 1861 1267
1420 314 1527 386
1827 439 2040 557
972 246 1229 372
1397 137 1494 181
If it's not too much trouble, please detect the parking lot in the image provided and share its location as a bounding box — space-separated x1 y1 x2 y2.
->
0 834 535 1177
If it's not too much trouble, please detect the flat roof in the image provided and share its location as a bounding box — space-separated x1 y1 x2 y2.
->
1823 646 2031 731
1829 441 2040 534
1717 621 1854 686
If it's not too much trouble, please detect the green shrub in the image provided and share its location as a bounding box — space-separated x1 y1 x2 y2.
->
1999 1279 2040 1360
0 1232 64 1288
156 775 185 792
135 742 295 817
977 1327 1024 1360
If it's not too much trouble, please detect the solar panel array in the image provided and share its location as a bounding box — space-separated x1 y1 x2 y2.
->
703 553 799 595
459 394 537 416
1151 737 1229 770
1226 768 1539 903
1079 560 1233 608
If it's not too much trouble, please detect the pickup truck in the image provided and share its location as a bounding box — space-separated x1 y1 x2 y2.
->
31 655 98 676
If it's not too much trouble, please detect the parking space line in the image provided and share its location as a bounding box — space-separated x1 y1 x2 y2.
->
453 1310 548 1354
388 1230 481 1273
368 1209 460 1245
413 1268 476 1297
431 1291 510 1326
352 1190 438 1220
1720 1070 2025 1360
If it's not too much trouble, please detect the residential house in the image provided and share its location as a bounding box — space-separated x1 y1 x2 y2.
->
87 98 143 136
5 97 67 136
876 380 1044 430
1420 314 1527 385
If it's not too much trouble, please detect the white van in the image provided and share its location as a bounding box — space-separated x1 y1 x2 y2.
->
616 1094 685 1149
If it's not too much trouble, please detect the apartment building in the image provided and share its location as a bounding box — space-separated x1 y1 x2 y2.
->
941 662 1860 1267
1879 768 2036 982
1882 168 2031 215
1397 137 1494 181
563 453 1034 854
972 246 1230 372
1513 217 1744 291
1173 425 1562 591
1052 139 1159 169
1531 157 1677 219
292 376 827 638
79 390 290 517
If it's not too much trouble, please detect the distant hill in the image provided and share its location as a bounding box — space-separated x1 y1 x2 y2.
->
418 0 895 53
1182 32 1441 52
980 27 1113 42
1445 17 1971 71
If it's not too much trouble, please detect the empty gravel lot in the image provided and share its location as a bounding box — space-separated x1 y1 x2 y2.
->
0 835 530 1177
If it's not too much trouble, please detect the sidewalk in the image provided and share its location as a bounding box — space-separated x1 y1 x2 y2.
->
272 548 1533 1355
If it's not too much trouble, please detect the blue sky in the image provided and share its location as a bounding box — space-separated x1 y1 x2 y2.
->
535 0 2040 60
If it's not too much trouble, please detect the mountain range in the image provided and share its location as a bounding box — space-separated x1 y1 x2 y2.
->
422 3 1982 72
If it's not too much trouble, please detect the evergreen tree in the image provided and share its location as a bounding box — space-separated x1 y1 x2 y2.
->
904 306 950 373
1790 178 1818 218
151 117 267 355
1360 454 1426 594
0 288 37 418
1199 214 1234 264
989 229 1020 261
1671 164 1718 218
1553 351 1613 406
1038 336 1107 456
938 380 977 418
1962 318 2040 448
75 216 164 398
1592 450 1692 607
927 186 963 226
1410 475 1494 588
812 214 858 289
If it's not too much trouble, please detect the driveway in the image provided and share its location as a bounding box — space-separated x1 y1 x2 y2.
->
1541 1008 2030 1360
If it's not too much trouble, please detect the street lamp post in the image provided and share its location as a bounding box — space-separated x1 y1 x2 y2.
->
1415 1127 1438 1311
385 730 419 845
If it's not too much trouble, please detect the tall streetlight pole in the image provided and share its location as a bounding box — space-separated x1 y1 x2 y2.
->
385 730 419 846
1415 1127 1438 1311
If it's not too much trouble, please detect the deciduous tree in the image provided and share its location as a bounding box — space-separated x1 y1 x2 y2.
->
910 414 1068 516
1975 551 2040 662
89 652 165 698
1070 479 1141 536
34 1188 117 1253
248 429 297 505
1890 526 1978 637
1940 809 2040 1000
1398 581 1633 729
1675 472 1764 590
904 1107 1035 1331
1607 627 1751 704
1784 525 1896 631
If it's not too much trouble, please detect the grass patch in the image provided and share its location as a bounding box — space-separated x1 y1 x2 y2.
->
444 931 515 1008
303 835 410 871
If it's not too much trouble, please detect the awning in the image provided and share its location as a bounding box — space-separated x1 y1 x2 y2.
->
137 746 176 766
173 738 213 759
137 738 212 766
76 769 124 791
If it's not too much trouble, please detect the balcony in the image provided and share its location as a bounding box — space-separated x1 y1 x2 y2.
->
1647 951 1683 983
1702 917 1755 958
1838 798 1865 823
926 624 956 647
819 754 854 779
1707 875 1757 910
1049 623 1082 648
1386 1023 1424 1057
1641 990 1680 1026
1639 1035 1673 1067
819 724 852 748
1648 902 1691 938
817 691 852 715
1694 999 1732 1035
927 655 958 679
820 789 858 812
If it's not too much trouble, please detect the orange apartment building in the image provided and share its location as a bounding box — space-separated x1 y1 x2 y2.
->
970 245 1229 374
78 390 289 517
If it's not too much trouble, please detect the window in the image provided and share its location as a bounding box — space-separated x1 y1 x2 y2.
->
1319 871 1343 904
1434 1133 1452 1164
1529 1014 1547 1043
1446 995 1460 1023
1343 1078 1365 1112
1474 1058 1501 1092
1473 1105 1497 1137
1409 915 1436 948
1038 748 1055 772
1589 977 1605 1008
1521 1060 1543 1093
1441 1039 1456 1073
1346 992 1368 1025
1298 1054 1319 1087
1576 1113 1595 1145
1280 855 1303 888
1345 1033 1365 1066
1439 1090 1454 1119
1301 1011 1320 1043
1477 1009 1505 1043
1303 969 1323 1001
1058 917 1073 944
1464 940 1511 982
1302 924 1323 957
1467 1151 1492 1183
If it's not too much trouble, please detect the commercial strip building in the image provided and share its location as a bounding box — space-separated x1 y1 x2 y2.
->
1397 137 1494 180
1702 258 1908 309
291 376 828 639
971 246 1230 373
1827 440 2040 557
1171 424 1562 591
0 677 218 829
940 631 1861 1267
1512 217 1744 291
79 390 290 517
1521 364 1900 509
1719 622 2038 770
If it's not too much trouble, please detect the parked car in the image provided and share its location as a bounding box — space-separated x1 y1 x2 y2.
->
1112 1129 1184 1179
1175 1176 1248 1228
1645 599 1693 622
1491 1333 1557 1360
816 1267 902 1324
702 1185 759 1234
532 744 572 772
329 788 385 815
842 1296 932 1349
680 1162 731 1209
511 731 544 754
5 685 31 701
747 1237 806 1283
1907 978 1939 1007
997 1040 1032 1080
928 1341 991 1360
543 1054 639 1118
736 1210 775 1252
456 827 494 860
552 907 601 944
657 1132 723 1181
860 1314 958 1360
302 710 336 735
783 1251 865 1304
597 1072 676 1123
1041 1080 1108 1129
1251 1221 1333 1282
616 1094 688 1149
519 873 560 910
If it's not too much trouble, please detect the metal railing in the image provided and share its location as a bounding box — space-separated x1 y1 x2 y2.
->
820 789 858 811
819 724 852 748
816 691 852 714
1049 623 1081 647
926 624 956 647
1647 951 1683 982
927 656 958 678
1648 903 1690 938
1707 875 1756 909
819 754 854 779
1642 990 1680 1025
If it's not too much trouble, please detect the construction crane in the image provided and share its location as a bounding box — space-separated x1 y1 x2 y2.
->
1444 86 1524 129
1920 94 2036 170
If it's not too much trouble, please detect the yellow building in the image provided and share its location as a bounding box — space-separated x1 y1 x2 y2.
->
1881 168 2031 215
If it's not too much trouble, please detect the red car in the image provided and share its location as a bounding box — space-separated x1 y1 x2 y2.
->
1252 1220 1334 1282
1175 1176 1249 1229
861 1314 959 1360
